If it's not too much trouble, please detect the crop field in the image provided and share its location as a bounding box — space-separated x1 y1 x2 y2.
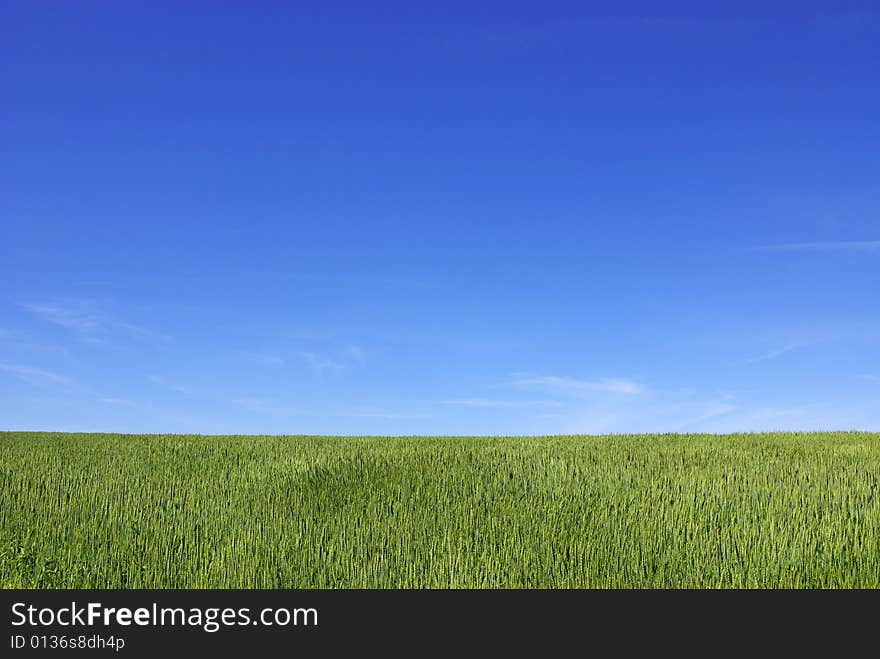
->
1 431 878 588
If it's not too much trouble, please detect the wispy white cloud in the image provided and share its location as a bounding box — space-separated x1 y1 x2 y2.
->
745 341 812 364
96 397 224 433
553 395 742 435
675 403 739 430
230 397 288 414
147 375 192 395
22 301 170 344
858 374 879 382
0 328 75 359
100 397 150 410
337 409 430 420
113 321 169 343
253 353 286 366
701 405 831 433
0 362 79 389
511 374 645 396
300 351 344 373
22 303 103 333
552 397 826 435
757 240 880 252
228 397 306 418
235 350 286 366
441 398 566 409
242 343 365 370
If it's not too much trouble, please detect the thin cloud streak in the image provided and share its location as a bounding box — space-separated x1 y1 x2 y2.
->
0 362 78 389
300 352 344 372
229 397 300 415
442 398 566 409
757 240 880 252
511 374 645 396
100 397 151 410
22 303 104 333
22 301 170 344
242 344 364 370
230 397 275 412
675 403 739 430
745 341 811 364
234 350 285 366
252 353 286 366
147 375 193 395
337 411 431 420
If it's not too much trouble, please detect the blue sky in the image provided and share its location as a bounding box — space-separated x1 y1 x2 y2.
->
2 2 879 434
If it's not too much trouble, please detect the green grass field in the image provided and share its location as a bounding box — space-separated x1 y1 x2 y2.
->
1 431 878 588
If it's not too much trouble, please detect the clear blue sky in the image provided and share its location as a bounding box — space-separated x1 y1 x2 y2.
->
2 2 878 434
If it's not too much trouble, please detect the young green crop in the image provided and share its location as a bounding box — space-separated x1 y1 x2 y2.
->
1 431 878 588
